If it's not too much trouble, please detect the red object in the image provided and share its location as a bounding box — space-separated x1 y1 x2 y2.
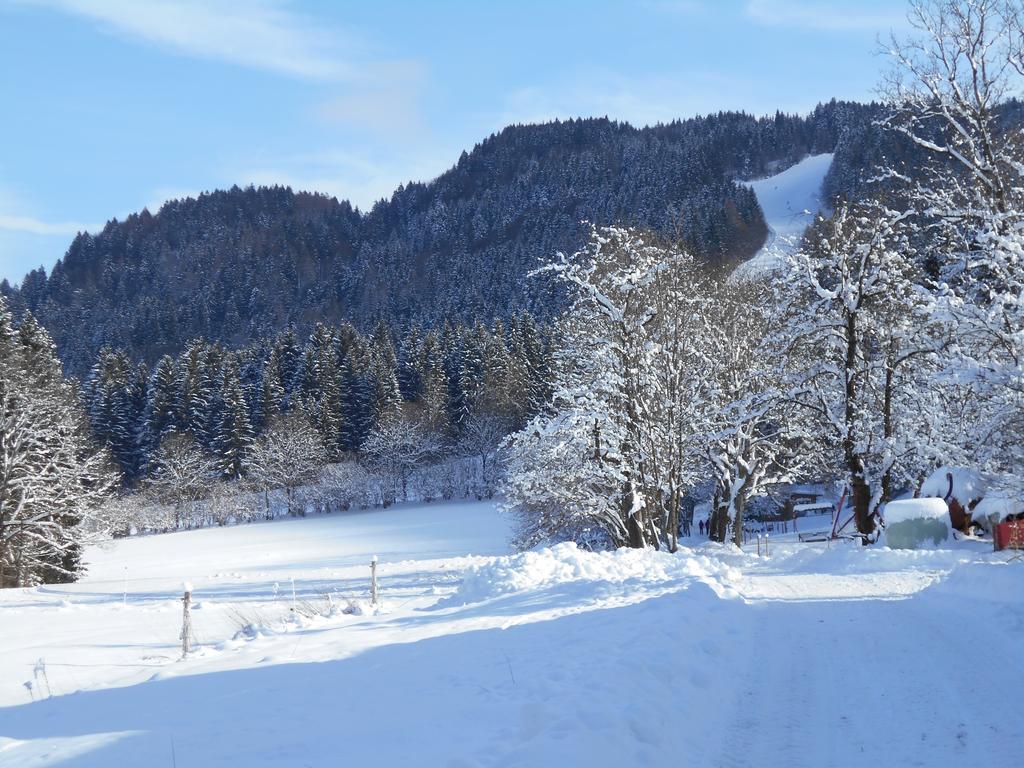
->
831 486 850 539
994 519 1024 551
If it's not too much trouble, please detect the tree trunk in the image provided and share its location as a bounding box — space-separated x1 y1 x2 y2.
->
843 310 875 541
880 347 895 506
850 468 874 539
666 488 680 553
732 494 747 548
709 489 729 543
623 480 645 548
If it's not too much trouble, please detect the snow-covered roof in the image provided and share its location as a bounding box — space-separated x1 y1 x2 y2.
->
971 495 1024 524
919 467 986 504
794 502 833 512
883 498 949 525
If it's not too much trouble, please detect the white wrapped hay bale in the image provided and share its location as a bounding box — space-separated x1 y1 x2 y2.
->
883 498 950 549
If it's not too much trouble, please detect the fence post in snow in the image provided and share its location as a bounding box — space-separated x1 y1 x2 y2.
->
180 583 194 658
370 556 379 606
757 534 761 557
765 534 770 558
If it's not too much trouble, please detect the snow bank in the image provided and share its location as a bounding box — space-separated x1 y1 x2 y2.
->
776 540 974 575
927 561 1024 603
451 542 738 604
920 466 986 503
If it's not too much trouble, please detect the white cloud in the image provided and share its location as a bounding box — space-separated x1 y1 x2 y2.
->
23 0 362 80
0 184 100 234
22 1 430 140
744 0 906 32
0 213 98 236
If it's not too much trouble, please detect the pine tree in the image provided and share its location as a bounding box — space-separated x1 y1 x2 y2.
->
317 355 345 458
341 352 372 451
1 297 117 587
87 348 143 479
397 325 423 401
178 340 214 443
259 347 287 429
370 349 402 428
144 355 179 455
416 331 450 438
274 327 301 398
215 359 255 479
454 322 488 430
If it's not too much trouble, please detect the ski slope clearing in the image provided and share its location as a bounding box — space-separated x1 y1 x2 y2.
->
2 501 1022 767
736 153 833 276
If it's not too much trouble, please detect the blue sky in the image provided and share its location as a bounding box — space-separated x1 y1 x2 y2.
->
0 0 906 285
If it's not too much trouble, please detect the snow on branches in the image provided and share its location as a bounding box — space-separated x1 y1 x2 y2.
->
777 203 945 538
504 226 799 550
0 300 118 587
881 0 1024 497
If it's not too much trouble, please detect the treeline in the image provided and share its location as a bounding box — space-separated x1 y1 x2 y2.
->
86 314 552 486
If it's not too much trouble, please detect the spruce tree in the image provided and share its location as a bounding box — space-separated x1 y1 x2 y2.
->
215 359 255 479
260 347 287 429
1 297 117 587
144 355 179 456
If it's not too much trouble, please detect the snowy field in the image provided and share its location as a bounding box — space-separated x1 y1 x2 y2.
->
2 501 1023 767
735 153 833 276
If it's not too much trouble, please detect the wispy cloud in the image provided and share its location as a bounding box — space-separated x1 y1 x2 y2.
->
22 0 431 145
0 213 99 236
0 182 100 234
23 0 361 80
745 0 906 32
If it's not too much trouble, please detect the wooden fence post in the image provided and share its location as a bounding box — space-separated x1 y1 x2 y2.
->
370 556 379 606
180 584 194 658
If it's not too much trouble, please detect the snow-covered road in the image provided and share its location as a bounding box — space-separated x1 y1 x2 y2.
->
1 502 1021 767
713 561 1023 768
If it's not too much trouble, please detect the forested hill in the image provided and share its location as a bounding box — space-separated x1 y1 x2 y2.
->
4 100 893 376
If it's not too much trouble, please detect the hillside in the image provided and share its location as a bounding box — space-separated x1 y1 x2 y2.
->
0 500 1020 766
2 102 893 376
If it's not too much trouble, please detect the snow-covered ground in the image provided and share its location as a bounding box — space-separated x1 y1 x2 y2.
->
2 500 1023 767
735 153 833 276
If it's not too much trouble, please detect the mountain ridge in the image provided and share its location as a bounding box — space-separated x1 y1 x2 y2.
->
3 101 893 376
